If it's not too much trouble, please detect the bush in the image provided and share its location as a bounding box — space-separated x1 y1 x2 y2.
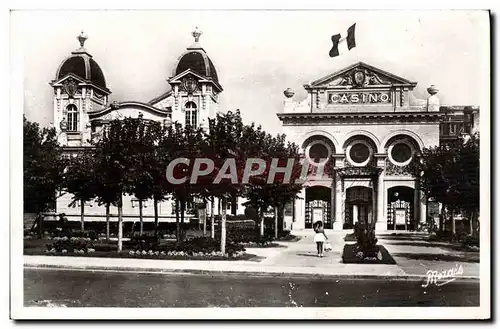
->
460 235 479 248
173 237 245 256
51 230 99 241
124 235 160 251
217 227 274 245
353 223 378 257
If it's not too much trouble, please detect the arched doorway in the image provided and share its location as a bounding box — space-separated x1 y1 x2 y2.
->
344 186 373 229
305 186 332 229
387 186 415 230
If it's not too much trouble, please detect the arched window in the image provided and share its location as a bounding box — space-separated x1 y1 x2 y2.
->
185 101 197 128
66 104 79 132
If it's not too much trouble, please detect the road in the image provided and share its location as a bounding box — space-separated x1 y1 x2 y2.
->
24 268 479 308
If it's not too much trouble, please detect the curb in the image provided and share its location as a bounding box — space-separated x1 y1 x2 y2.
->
24 263 480 281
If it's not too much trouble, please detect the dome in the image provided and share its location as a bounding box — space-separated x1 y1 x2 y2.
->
55 31 107 90
173 27 219 84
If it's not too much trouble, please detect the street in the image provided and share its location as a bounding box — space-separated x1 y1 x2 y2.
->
24 268 479 308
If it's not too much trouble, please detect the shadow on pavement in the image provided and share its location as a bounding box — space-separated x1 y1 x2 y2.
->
384 241 478 253
392 253 479 263
296 253 321 258
377 235 429 241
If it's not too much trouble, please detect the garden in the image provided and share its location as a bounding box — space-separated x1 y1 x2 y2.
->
24 216 299 260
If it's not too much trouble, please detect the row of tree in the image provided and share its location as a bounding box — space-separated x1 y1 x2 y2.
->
24 111 308 253
415 133 480 236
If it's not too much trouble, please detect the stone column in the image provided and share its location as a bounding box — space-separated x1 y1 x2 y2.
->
419 189 427 230
330 178 335 230
375 173 386 232
333 173 344 231
371 176 377 226
294 187 306 230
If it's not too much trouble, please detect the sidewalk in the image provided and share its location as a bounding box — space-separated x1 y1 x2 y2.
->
24 230 480 280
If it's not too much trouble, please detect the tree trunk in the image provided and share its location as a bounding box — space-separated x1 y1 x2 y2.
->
220 197 227 256
451 208 456 235
80 200 85 232
203 200 207 236
154 198 159 237
274 205 278 240
211 197 215 239
260 207 265 237
440 205 446 232
37 212 44 239
117 196 123 252
139 199 144 235
180 199 186 241
175 199 180 242
105 203 110 243
469 211 474 236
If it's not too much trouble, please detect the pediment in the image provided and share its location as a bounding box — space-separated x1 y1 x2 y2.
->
50 73 86 86
168 69 223 92
309 62 417 89
50 72 111 95
88 101 171 121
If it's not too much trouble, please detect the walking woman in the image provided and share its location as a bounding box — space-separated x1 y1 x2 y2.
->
313 221 328 257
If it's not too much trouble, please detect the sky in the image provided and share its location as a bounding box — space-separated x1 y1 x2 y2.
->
14 10 489 134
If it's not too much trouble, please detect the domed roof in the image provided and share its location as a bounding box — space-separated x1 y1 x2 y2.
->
173 27 219 84
55 31 107 90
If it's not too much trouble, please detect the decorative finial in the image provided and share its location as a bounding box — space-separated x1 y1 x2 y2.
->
427 84 439 96
77 30 88 48
284 88 295 98
192 27 202 43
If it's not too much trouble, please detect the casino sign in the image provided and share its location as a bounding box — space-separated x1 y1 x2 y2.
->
328 91 392 104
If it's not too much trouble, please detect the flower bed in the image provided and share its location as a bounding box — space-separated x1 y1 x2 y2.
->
341 223 388 263
45 236 96 255
34 236 249 260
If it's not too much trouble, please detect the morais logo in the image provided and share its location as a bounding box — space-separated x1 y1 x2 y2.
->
422 264 464 288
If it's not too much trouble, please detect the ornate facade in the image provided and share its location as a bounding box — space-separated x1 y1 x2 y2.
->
51 29 246 223
278 62 479 231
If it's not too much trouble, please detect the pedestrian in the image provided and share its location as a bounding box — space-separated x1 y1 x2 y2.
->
313 221 328 257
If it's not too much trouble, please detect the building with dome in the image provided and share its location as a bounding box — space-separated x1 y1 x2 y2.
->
52 29 245 223
278 62 479 231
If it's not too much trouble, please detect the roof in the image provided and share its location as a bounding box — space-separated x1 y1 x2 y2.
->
174 49 219 84
54 33 108 90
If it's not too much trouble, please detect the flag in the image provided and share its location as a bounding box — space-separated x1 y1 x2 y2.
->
329 23 356 57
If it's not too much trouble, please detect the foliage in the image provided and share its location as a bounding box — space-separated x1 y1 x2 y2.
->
353 222 379 257
125 235 160 251
45 236 95 253
91 118 145 251
415 133 479 232
171 237 245 256
23 116 66 213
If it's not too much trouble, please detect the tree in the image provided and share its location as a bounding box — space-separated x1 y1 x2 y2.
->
92 144 120 243
92 117 140 251
126 117 164 236
63 148 96 232
243 130 306 237
204 110 248 255
416 133 480 236
23 116 66 237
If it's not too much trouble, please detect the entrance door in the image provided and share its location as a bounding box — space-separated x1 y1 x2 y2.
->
358 205 369 224
344 187 373 229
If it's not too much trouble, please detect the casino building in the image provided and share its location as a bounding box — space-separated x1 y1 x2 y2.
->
51 29 246 223
277 62 479 231
48 30 479 231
